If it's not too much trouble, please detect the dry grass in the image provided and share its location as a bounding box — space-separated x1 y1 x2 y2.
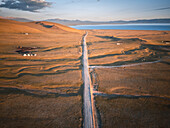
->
1 19 170 127
88 30 170 128
94 62 170 96
95 96 170 128
0 19 84 89
0 93 82 128
86 30 170 66
0 19 84 127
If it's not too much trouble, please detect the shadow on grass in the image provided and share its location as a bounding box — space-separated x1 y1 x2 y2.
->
0 87 79 98
0 68 80 79
42 45 80 52
95 35 121 41
94 93 170 100
89 43 169 66
95 35 145 42
6 58 80 63
35 22 53 28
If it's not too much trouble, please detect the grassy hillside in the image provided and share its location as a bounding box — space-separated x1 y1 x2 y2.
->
0 18 81 34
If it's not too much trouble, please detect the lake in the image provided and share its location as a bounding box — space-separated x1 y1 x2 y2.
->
70 23 170 30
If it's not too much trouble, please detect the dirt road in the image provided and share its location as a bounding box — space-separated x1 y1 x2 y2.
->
82 32 96 128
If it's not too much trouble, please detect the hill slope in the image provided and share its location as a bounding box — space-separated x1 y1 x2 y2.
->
0 18 42 33
0 18 81 33
34 21 81 33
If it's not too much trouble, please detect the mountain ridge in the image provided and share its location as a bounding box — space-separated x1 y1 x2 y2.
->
45 18 170 25
0 16 170 25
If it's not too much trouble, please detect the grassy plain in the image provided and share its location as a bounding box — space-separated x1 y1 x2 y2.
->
86 30 170 128
0 19 84 128
0 19 170 128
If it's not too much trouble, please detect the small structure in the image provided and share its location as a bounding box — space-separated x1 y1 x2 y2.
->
22 53 37 56
162 40 170 44
16 46 39 56
117 43 121 45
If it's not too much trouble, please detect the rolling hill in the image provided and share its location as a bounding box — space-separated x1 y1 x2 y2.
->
0 18 81 34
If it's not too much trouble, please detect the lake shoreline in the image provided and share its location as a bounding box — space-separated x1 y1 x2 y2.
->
70 23 170 30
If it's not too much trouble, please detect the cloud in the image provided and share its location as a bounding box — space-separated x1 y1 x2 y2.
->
0 0 51 12
155 6 170 11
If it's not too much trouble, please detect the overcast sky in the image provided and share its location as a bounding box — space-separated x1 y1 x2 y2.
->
0 0 170 21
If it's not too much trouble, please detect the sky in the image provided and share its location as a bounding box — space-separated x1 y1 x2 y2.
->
0 0 170 21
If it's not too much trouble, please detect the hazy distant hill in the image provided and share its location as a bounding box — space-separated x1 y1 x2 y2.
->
10 18 33 22
44 18 97 25
1 16 170 25
114 19 170 24
0 16 33 22
45 18 170 25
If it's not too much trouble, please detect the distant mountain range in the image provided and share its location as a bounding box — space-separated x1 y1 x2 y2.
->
0 16 170 25
10 18 33 22
0 16 33 22
45 18 170 25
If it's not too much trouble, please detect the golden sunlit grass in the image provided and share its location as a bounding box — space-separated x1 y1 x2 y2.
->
95 62 170 96
0 19 84 128
1 19 170 128
86 30 170 66
87 29 170 128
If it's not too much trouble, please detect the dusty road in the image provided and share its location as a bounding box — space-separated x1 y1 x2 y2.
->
82 32 96 128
